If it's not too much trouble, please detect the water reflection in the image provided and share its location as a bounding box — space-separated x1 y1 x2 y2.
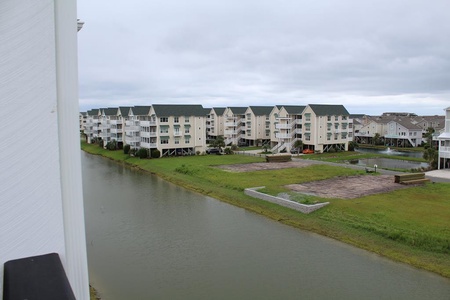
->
349 157 429 169
356 147 424 158
82 153 449 300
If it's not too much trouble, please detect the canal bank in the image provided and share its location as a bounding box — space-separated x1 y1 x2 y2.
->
80 142 450 279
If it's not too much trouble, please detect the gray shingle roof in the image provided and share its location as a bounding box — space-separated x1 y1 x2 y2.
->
308 104 350 116
248 106 274 116
118 106 131 116
282 105 306 114
212 107 226 115
152 104 206 116
103 107 118 116
87 109 99 116
131 106 151 116
227 107 247 115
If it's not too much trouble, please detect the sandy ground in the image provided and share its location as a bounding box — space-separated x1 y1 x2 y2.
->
217 161 411 199
285 175 409 199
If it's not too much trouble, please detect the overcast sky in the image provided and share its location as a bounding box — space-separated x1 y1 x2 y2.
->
77 0 450 115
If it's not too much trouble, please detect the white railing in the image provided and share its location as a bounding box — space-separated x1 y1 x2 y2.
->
276 123 290 129
294 128 302 134
141 132 151 138
125 125 140 132
276 133 291 139
174 132 182 137
110 128 120 134
140 120 157 126
125 136 140 143
110 120 122 125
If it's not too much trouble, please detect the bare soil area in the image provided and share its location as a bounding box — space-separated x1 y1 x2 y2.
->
217 161 411 199
217 161 315 172
286 175 409 199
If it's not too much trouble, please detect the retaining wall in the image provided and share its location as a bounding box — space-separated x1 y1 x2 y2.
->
244 187 329 214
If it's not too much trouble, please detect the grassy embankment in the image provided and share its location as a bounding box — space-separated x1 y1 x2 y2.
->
81 142 450 278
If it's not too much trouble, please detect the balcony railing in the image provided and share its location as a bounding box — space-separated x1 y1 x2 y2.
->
125 126 140 132
140 120 157 126
275 123 291 129
141 132 151 138
174 131 182 137
110 119 123 125
276 133 291 139
125 136 140 143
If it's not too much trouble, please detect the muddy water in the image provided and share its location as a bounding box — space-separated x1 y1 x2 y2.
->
82 153 450 300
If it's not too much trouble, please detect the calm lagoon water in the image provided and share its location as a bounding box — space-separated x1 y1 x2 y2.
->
82 153 449 300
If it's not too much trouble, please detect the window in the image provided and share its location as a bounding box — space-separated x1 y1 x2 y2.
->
161 138 169 144
174 117 179 123
342 116 347 120
185 128 190 134
160 117 168 123
174 137 180 144
305 113 311 121
335 116 339 121
160 127 169 134
327 116 331 121
265 130 270 136
185 137 190 144
184 116 189 123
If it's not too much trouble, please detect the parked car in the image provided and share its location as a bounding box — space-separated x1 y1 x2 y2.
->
302 149 314 154
206 148 222 154
290 148 301 154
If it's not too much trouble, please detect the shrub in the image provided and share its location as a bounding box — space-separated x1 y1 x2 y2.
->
130 148 138 156
123 144 131 154
151 149 160 158
224 147 233 155
137 148 149 159
106 140 117 150
231 144 238 151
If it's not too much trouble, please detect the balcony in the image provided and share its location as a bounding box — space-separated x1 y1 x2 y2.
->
110 119 123 125
439 146 450 158
110 128 121 134
225 122 239 127
140 120 157 126
294 128 302 134
100 132 110 138
125 125 140 132
141 132 151 138
276 133 291 139
173 131 182 137
125 136 140 143
275 123 291 129
225 130 238 135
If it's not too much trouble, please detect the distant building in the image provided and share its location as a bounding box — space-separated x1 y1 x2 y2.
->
437 107 450 169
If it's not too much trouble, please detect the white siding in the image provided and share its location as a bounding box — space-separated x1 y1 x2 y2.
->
0 1 88 298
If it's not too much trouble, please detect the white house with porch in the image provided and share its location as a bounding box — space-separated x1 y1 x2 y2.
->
438 107 450 169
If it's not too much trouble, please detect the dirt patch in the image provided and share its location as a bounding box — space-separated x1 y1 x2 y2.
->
286 175 409 199
217 160 315 172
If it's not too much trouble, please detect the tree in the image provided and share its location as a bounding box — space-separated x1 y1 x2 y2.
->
293 139 303 154
423 128 438 169
210 135 225 150
373 133 381 146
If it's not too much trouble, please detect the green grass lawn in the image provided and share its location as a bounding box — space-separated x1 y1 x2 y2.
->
81 142 450 278
300 150 427 163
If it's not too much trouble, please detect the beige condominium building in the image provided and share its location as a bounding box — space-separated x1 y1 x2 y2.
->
84 103 355 154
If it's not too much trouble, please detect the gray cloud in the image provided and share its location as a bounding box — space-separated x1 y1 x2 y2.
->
77 0 450 114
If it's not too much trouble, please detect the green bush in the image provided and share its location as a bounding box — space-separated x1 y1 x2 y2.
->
224 148 233 155
123 144 131 154
137 148 149 159
130 148 138 156
106 140 117 150
151 149 160 158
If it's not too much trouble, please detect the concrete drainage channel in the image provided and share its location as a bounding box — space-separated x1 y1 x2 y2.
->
244 187 329 214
